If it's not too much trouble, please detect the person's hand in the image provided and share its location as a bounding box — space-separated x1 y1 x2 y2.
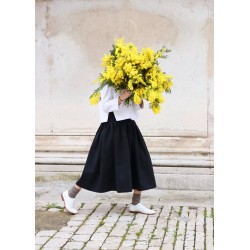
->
119 90 132 101
139 99 144 109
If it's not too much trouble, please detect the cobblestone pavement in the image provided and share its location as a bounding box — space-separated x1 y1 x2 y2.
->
35 202 214 250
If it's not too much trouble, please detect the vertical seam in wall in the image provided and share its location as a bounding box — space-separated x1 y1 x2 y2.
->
206 0 213 166
206 1 210 140
124 0 128 34
45 0 52 135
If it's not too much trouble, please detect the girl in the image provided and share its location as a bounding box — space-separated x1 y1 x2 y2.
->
61 85 157 215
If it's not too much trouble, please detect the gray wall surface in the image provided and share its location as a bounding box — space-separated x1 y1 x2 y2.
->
36 0 213 137
35 0 214 183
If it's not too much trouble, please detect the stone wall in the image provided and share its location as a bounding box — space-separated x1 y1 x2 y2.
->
35 0 214 190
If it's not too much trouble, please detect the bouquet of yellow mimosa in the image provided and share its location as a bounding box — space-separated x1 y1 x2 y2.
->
89 37 173 114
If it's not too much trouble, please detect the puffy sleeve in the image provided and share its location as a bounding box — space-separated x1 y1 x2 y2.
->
100 85 120 113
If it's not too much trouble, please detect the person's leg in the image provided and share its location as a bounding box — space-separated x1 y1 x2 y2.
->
61 184 81 215
129 189 156 215
132 189 141 205
68 184 81 198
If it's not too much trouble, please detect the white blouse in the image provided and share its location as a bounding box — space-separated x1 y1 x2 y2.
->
98 85 143 123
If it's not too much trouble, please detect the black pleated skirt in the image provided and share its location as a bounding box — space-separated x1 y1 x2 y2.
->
76 111 157 193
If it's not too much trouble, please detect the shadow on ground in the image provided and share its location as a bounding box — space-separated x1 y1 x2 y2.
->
35 210 72 233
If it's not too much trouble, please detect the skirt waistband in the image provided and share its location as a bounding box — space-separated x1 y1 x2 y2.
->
102 112 132 123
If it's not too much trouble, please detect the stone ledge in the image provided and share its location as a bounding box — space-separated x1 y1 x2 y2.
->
35 165 214 191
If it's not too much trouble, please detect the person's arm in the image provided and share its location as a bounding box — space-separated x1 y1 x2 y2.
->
134 99 144 110
139 99 144 109
100 85 120 113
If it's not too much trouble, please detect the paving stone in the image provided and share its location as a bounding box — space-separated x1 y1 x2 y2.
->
43 238 68 248
85 217 102 224
78 209 93 214
35 236 50 245
136 240 149 247
84 240 104 247
121 239 135 247
138 234 152 241
119 247 134 250
163 231 175 244
99 222 116 227
36 230 57 237
196 232 205 237
206 235 214 242
185 235 195 242
70 214 88 221
133 244 148 249
104 217 119 223
67 220 83 227
42 247 60 250
95 226 112 233
141 222 153 227
175 243 185 250
185 240 195 247
115 223 131 229
62 241 85 249
125 233 138 240
109 229 127 236
60 226 78 233
101 242 121 249
35 203 214 250
206 243 214 250
148 238 162 247
175 239 184 246
135 240 148 245
80 203 99 210
118 215 134 221
187 222 196 230
71 234 91 242
160 244 172 250
91 232 109 240
195 242 205 249
104 236 122 243
196 224 204 232
53 231 73 239
75 224 97 234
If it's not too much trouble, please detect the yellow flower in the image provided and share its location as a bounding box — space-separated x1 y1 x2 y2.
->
127 80 134 90
92 77 100 84
141 47 155 62
156 93 164 103
115 57 126 68
90 37 173 114
114 69 124 82
152 104 160 114
101 54 114 67
167 74 173 80
90 92 101 105
151 81 158 89
133 94 142 104
139 88 147 98
155 51 162 59
147 89 158 103
123 62 133 74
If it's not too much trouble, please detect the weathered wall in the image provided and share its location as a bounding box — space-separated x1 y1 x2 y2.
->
35 0 214 176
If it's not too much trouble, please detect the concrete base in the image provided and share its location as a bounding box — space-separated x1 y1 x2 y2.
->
36 186 213 210
35 164 214 191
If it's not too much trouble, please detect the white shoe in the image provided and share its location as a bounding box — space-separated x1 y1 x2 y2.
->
129 203 156 215
61 190 78 215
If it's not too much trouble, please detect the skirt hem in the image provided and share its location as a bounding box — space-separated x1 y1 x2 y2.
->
75 183 157 193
